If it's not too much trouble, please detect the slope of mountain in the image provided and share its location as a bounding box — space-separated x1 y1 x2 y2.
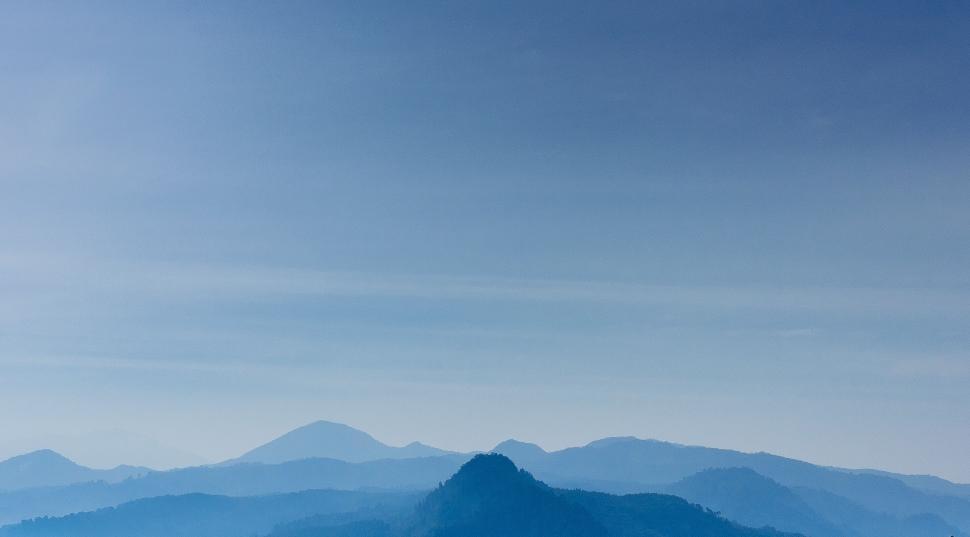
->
847 468 970 500
794 485 967 537
272 519 395 537
666 468 843 537
0 489 420 537
231 421 453 464
0 450 149 492
495 436 970 533
0 455 468 525
267 454 801 537
559 489 798 537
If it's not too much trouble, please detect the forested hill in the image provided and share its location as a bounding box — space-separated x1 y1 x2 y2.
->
268 454 803 537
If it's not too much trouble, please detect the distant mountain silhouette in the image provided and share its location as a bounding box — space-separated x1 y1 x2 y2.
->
794 485 967 537
668 468 848 537
0 454 468 525
0 430 209 470
5 425 970 537
850 468 970 500
231 421 453 464
0 489 419 537
0 450 149 492
495 436 970 534
492 439 547 464
266 454 801 537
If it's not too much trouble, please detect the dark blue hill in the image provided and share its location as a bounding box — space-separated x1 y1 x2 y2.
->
0 489 419 537
267 454 802 537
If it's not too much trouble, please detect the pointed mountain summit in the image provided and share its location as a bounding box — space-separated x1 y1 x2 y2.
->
0 449 149 491
232 421 453 465
407 453 607 537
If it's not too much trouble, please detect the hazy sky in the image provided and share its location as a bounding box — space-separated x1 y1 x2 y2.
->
2 1 969 480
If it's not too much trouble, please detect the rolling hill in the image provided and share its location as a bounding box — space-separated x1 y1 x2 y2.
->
0 489 419 537
0 454 466 525
0 450 149 492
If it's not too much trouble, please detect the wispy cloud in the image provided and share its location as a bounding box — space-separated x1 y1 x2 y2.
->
3 254 970 319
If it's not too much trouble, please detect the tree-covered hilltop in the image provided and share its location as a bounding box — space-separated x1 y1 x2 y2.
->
268 454 803 537
405 454 608 537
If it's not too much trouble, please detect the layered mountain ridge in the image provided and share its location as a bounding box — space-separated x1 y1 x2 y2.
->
0 455 801 537
0 450 149 492
3 420 969 537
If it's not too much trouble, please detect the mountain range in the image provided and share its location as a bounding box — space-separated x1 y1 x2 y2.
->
3 420 969 537
0 455 801 537
491 435 970 533
0 454 466 525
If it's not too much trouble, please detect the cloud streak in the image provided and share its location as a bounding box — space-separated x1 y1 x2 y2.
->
3 254 970 321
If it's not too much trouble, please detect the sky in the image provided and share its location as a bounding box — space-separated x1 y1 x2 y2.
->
1 1 969 480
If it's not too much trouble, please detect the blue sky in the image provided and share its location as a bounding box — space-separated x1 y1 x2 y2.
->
1 1 969 479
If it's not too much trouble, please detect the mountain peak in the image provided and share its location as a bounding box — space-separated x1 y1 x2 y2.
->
0 448 145 491
232 421 452 465
301 420 377 437
493 438 545 451
492 439 547 463
3 449 78 468
672 466 792 495
431 453 530 496
234 421 384 464
667 467 843 537
583 436 641 448
409 454 607 537
453 453 522 480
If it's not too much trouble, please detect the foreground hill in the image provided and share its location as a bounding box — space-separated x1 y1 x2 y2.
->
405 454 606 537
230 421 453 465
0 455 467 525
0 450 149 492
268 454 801 537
